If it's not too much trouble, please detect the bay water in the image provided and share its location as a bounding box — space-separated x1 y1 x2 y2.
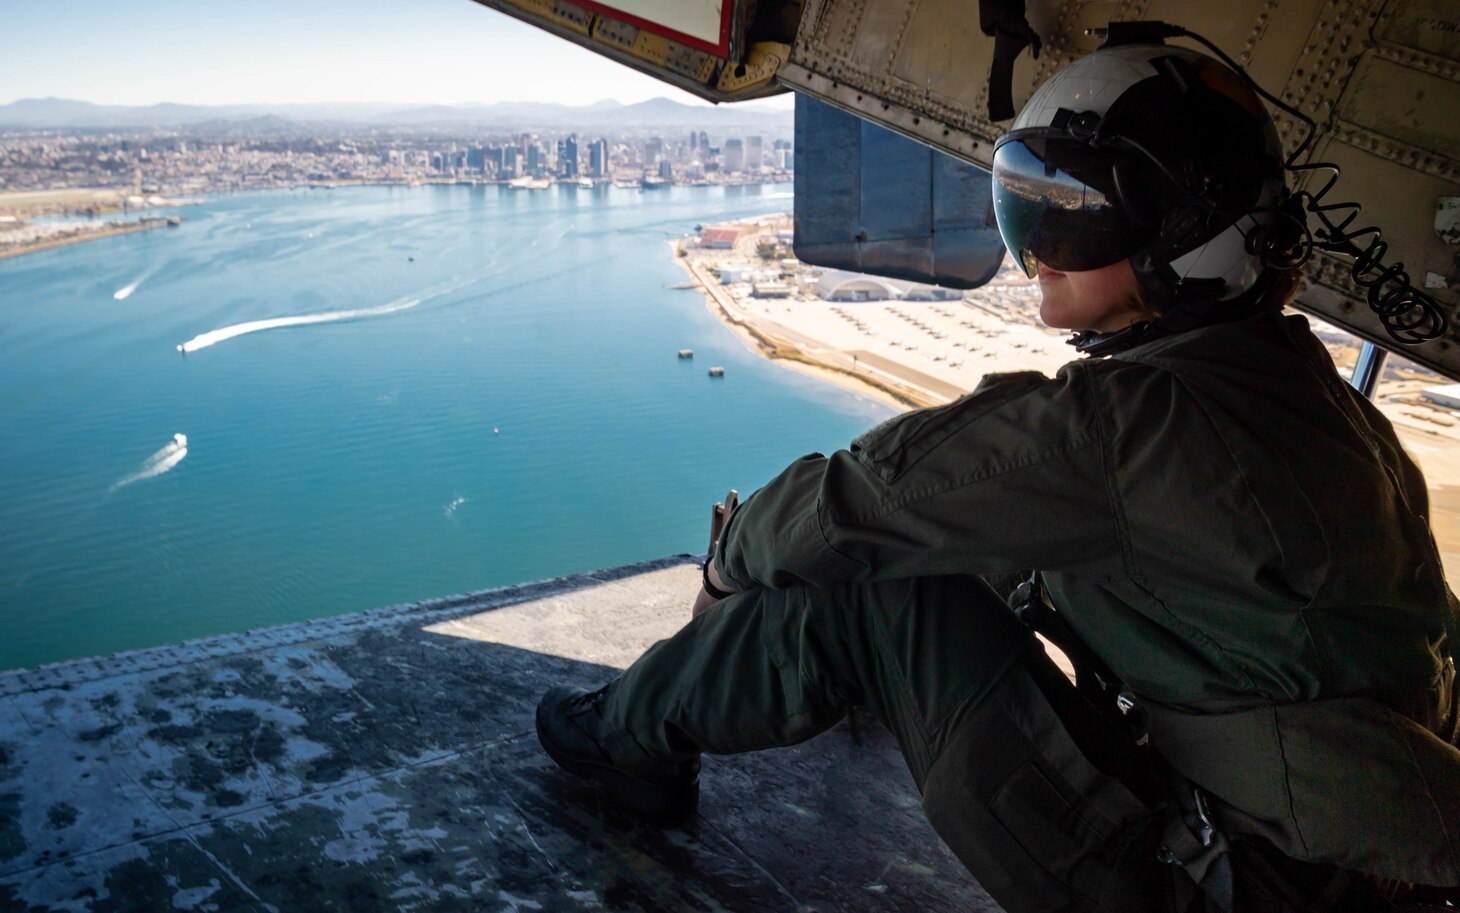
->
0 183 892 670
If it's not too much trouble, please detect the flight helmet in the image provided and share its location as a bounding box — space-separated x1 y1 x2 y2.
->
991 41 1288 322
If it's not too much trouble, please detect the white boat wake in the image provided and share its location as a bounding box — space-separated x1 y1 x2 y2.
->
444 496 468 518
111 433 188 491
114 262 166 300
177 295 421 353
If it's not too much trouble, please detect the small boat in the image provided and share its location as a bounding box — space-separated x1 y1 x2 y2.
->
678 349 694 359
708 366 725 377
577 178 593 189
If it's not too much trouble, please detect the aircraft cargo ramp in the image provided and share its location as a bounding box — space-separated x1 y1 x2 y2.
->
0 556 994 912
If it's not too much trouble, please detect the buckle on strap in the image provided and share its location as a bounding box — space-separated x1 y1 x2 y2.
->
1160 782 1235 911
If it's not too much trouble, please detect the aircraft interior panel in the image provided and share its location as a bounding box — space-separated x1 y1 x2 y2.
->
467 0 1460 378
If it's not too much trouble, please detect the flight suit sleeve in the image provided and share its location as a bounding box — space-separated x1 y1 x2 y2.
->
714 366 1126 590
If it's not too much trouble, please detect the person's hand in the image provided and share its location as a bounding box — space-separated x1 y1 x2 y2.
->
693 492 740 618
707 489 739 555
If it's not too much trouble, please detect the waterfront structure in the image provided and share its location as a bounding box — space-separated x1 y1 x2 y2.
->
557 134 579 178
809 268 963 302
751 282 793 298
1424 384 1460 409
588 138 608 177
0 120 794 204
723 138 744 173
746 136 763 174
698 225 739 249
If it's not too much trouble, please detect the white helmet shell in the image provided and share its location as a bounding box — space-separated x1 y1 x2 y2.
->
1000 42 1286 308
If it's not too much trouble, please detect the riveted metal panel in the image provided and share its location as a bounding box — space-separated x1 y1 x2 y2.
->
771 0 1460 376
465 0 1460 375
466 0 781 101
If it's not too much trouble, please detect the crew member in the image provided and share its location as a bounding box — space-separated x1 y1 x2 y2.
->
537 39 1460 912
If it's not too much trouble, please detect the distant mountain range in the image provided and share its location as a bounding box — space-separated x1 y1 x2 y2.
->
0 97 794 130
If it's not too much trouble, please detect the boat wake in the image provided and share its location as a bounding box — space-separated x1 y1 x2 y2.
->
111 433 188 491
444 495 468 518
114 262 166 300
177 294 421 353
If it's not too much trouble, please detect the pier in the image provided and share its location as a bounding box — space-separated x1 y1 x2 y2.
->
0 556 994 911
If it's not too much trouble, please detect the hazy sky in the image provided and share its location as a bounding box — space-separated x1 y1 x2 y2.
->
3 0 790 108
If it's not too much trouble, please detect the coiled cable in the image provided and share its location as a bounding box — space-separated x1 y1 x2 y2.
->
1094 21 1449 344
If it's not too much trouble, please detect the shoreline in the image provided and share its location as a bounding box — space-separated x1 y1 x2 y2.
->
669 237 944 412
0 218 173 261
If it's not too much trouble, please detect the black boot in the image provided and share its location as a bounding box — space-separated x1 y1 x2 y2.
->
535 684 700 820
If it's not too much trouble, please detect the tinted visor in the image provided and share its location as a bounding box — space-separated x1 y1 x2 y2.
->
991 134 1153 277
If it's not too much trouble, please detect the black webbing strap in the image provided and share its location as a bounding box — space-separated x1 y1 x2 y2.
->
1159 770 1236 912
1009 573 1238 911
1009 572 1119 705
978 0 1042 121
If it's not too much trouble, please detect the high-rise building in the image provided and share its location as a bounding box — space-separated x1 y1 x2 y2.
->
644 137 664 167
527 143 542 177
689 132 698 150
723 138 744 173
467 147 485 172
502 145 518 179
745 136 764 173
589 139 608 177
560 134 579 178
698 131 709 151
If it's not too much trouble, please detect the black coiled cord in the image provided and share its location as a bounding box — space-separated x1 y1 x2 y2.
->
1097 21 1450 344
1287 160 1447 343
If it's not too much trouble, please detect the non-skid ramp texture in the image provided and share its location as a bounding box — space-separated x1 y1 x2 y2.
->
0 556 1000 912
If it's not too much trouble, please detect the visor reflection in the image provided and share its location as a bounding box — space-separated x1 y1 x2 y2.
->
992 137 1150 275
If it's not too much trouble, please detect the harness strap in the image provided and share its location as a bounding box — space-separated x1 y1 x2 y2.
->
1159 771 1236 911
1010 573 1240 910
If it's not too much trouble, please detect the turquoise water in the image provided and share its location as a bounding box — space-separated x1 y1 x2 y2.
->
0 183 892 670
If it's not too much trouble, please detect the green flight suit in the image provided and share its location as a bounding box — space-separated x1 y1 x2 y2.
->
597 312 1460 908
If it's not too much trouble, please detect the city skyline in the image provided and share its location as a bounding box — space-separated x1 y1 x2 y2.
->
3 0 794 110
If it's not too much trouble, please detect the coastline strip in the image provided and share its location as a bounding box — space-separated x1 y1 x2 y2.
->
0 219 169 261
670 238 942 411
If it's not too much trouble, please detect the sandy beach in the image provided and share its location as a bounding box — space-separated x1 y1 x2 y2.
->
674 215 1460 579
